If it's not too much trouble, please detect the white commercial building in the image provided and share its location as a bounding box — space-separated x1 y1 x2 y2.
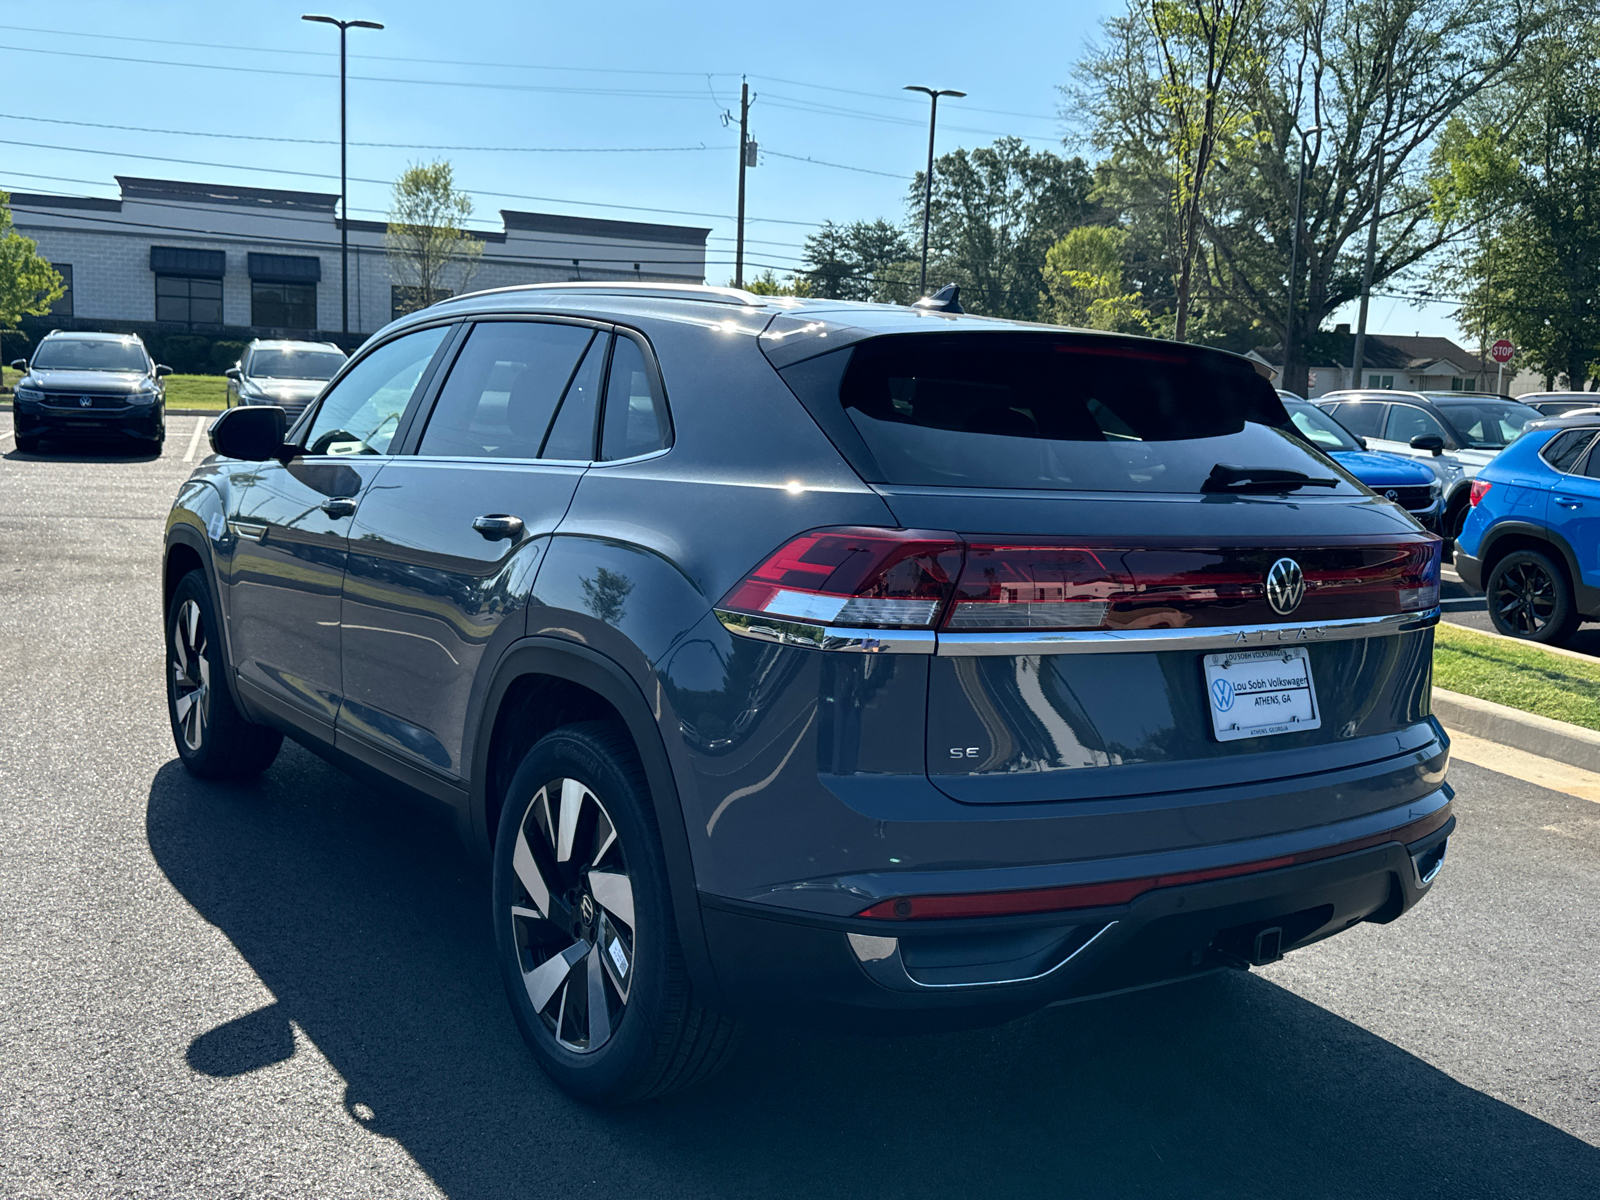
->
10 176 710 347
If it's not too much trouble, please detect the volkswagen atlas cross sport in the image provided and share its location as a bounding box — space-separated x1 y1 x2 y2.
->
225 339 346 425
10 330 170 453
162 283 1453 1105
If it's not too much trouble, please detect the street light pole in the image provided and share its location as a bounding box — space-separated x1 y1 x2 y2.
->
303 14 383 337
1284 125 1322 394
904 85 965 298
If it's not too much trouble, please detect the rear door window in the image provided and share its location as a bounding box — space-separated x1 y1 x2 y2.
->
418 321 595 459
1327 402 1386 439
1542 429 1598 474
781 333 1356 494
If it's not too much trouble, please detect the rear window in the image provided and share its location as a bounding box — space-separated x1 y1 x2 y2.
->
781 334 1357 494
1435 400 1538 449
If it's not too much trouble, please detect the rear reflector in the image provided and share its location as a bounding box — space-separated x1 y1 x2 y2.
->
856 808 1453 920
719 528 1444 632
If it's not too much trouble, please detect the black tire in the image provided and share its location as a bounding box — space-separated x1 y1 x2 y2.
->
492 721 741 1105
165 569 283 778
14 433 40 454
1486 549 1580 644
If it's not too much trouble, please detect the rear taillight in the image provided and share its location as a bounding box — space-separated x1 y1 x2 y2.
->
718 527 962 629
1397 539 1442 611
944 545 1132 629
1470 479 1492 507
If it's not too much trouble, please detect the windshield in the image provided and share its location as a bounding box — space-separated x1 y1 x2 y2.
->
247 348 345 380
781 333 1360 495
1285 400 1362 452
1436 400 1538 449
31 339 148 372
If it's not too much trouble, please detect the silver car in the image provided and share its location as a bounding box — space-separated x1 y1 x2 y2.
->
225 339 346 425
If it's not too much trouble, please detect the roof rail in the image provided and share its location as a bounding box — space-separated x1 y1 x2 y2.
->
444 281 767 308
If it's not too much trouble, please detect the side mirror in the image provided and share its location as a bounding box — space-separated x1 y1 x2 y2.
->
154 364 173 378
208 405 288 461
1356 436 1368 450
1410 434 1446 456
9 358 27 372
224 366 241 382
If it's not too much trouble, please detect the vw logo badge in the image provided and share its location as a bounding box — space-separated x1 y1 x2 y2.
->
1384 489 1399 501
79 395 92 408
1265 557 1306 615
1210 678 1236 712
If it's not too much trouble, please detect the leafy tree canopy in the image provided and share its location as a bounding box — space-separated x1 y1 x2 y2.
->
0 193 64 328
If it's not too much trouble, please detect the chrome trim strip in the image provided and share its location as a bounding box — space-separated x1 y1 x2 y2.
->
713 609 936 654
936 607 1440 656
716 606 1440 656
853 922 1118 991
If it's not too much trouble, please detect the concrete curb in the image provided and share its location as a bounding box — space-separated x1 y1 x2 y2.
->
1433 686 1600 774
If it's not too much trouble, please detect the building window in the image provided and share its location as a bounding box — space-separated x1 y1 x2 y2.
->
156 276 223 325
48 264 73 316
1450 376 1476 391
391 285 450 320
1366 374 1395 389
251 281 318 329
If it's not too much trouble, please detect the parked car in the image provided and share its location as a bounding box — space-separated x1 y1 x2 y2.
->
1281 399 1442 529
163 284 1452 1104
10 331 169 453
1517 392 1600 418
225 339 346 425
1456 410 1600 643
1313 390 1538 538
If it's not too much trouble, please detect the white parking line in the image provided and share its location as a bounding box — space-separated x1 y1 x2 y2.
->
1447 728 1600 805
182 417 207 463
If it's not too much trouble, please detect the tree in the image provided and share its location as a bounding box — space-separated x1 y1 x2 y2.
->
909 137 1100 320
0 192 64 327
799 219 914 301
1148 0 1268 341
736 268 815 297
386 161 483 317
1431 25 1600 389
1077 0 1552 392
1040 225 1152 331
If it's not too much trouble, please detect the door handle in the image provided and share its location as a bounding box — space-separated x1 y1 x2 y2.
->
320 497 359 518
473 514 525 540
1555 496 1584 509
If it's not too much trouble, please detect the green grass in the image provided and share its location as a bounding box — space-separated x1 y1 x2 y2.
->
1434 622 1600 732
162 373 227 409
2 366 18 391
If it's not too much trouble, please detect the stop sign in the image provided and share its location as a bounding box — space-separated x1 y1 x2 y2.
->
1491 339 1515 364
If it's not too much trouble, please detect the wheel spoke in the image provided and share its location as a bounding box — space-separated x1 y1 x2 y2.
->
556 777 587 863
512 826 551 917
172 631 189 674
585 944 611 1048
588 869 634 930
184 601 200 653
524 939 587 1012
174 690 197 722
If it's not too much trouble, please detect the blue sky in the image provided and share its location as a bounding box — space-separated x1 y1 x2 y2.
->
1 0 1457 341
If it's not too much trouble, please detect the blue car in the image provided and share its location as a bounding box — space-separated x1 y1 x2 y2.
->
1457 411 1600 643
1282 399 1443 530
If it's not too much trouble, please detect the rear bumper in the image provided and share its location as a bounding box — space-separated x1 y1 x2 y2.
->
1454 550 1483 591
699 796 1452 1030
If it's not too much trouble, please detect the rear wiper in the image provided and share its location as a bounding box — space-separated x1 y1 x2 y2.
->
1201 463 1340 494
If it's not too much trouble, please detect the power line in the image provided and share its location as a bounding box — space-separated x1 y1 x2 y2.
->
759 149 911 179
0 137 829 228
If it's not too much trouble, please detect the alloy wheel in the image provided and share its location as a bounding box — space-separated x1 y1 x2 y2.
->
1494 561 1557 635
508 778 636 1053
170 598 211 751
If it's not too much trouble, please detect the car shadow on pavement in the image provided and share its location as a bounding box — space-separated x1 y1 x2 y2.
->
146 746 1600 1200
5 439 162 462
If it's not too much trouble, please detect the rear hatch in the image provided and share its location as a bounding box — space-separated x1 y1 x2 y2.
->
765 328 1441 804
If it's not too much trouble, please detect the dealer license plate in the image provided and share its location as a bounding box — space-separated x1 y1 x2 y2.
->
1202 647 1321 742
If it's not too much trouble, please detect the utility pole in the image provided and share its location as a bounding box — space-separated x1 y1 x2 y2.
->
905 86 966 297
1351 155 1382 391
735 80 749 289
302 14 383 336
1284 126 1321 395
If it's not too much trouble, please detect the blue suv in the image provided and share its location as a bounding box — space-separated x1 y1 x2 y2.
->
1281 399 1442 530
1457 411 1600 642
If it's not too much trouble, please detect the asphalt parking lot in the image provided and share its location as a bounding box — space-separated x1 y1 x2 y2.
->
3 414 1599 1199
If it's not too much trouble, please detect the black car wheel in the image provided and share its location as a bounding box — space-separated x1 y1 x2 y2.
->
492 722 740 1105
1486 550 1580 644
14 433 40 454
166 570 284 777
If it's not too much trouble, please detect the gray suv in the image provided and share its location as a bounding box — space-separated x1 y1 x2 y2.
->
225 338 346 425
162 284 1453 1104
